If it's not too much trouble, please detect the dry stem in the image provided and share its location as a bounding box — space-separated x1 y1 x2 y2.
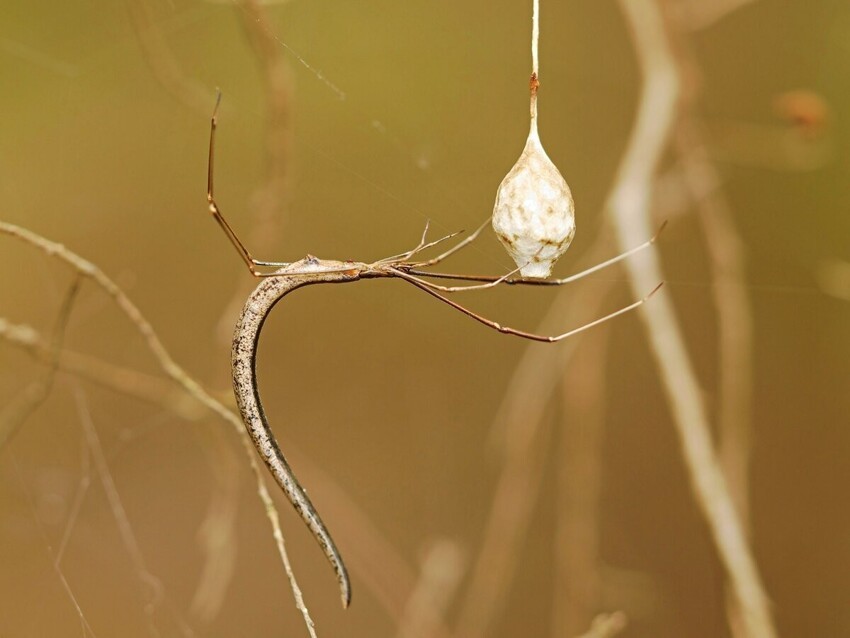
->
674 86 755 536
1 312 457 636
0 221 319 638
669 11 758 632
129 3 295 613
0 316 213 418
610 1 775 636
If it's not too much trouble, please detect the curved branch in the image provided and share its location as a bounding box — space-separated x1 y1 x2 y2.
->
611 1 776 636
0 220 321 636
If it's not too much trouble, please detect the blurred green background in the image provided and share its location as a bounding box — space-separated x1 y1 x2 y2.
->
1 1 848 636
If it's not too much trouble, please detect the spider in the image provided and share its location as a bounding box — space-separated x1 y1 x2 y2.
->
206 94 663 608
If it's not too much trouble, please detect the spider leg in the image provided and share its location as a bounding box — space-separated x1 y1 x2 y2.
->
392 268 663 342
374 220 431 264
376 221 464 265
410 216 491 268
405 229 465 260
407 221 667 285
207 92 291 276
541 220 667 285
389 265 522 292
405 218 433 260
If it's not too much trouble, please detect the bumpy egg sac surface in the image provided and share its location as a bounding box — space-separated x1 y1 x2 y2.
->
492 127 575 279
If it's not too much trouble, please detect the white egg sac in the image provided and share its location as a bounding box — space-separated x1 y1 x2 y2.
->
492 126 575 279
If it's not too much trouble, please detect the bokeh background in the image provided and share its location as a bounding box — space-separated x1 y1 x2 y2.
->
1 1 848 637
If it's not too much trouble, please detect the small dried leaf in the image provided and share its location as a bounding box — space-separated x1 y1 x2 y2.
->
492 124 575 278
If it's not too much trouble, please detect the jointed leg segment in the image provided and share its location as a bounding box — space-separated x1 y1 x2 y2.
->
393 268 663 342
406 220 668 286
207 92 292 277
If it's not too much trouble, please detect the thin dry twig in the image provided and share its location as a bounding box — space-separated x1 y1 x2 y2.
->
0 221 320 638
0 316 212 418
0 313 457 636
0 275 81 448
610 1 776 636
9 453 100 637
73 386 196 637
0 301 250 613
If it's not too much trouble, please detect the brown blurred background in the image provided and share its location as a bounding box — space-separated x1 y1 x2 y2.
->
1 1 848 637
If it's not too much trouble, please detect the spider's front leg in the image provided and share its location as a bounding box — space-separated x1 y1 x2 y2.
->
207 93 291 277
410 216 493 268
407 221 668 288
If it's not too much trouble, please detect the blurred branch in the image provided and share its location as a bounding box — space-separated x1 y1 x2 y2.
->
652 160 720 221
574 612 628 638
0 316 212 418
215 0 295 343
294 444 456 638
189 423 243 625
456 232 617 638
127 0 215 114
396 541 465 638
0 221 319 638
206 0 296 615
817 259 850 301
128 0 295 343
610 1 776 637
0 262 239 628
0 314 453 636
673 57 755 534
73 387 194 636
670 20 758 635
673 0 757 30
129 2 330 615
9 435 97 635
237 0 295 190
0 275 80 448
456 403 553 638
555 327 610 636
